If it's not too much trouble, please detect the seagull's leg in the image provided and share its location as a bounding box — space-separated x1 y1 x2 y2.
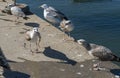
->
17 17 19 23
14 16 17 22
35 41 39 52
38 39 41 50
30 42 33 53
15 16 19 24
15 16 18 24
62 32 66 41
68 32 71 40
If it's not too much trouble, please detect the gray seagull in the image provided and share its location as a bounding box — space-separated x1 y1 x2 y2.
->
40 4 68 25
77 39 120 71
25 27 41 54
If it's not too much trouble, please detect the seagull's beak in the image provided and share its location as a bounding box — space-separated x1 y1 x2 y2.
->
38 4 43 8
38 6 42 8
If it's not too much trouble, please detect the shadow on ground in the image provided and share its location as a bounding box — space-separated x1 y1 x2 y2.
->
110 69 120 76
0 18 13 22
0 47 30 78
3 70 30 78
0 47 12 70
24 22 39 27
8 59 120 78
43 46 77 65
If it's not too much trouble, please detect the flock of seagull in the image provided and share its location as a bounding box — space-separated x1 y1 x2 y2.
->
1 2 120 71
40 4 74 40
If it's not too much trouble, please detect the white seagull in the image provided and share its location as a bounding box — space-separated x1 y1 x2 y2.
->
25 27 41 53
59 19 74 40
10 5 28 23
40 4 68 25
77 39 120 70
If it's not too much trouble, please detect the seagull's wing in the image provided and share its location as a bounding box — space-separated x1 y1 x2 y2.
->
37 32 41 41
11 6 26 17
17 7 26 17
36 32 41 48
48 6 57 11
91 46 114 61
48 6 68 20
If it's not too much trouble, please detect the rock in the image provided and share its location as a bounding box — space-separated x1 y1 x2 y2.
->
80 64 84 68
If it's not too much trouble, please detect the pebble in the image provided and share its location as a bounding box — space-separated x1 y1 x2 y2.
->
59 68 65 71
80 64 84 68
76 72 82 75
77 54 82 57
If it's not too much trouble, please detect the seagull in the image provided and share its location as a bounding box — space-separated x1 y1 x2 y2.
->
59 19 74 41
25 27 41 53
40 4 68 26
77 39 120 71
10 5 28 24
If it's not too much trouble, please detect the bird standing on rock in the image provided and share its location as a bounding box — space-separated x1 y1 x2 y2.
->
59 19 74 41
77 39 120 71
40 4 68 26
25 27 41 54
10 5 28 24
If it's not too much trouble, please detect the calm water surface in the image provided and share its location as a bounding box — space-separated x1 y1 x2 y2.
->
18 0 120 55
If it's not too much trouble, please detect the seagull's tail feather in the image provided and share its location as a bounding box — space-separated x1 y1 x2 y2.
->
111 54 120 62
63 16 68 20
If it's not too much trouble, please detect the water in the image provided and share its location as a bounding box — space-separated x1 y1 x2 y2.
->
17 0 120 55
